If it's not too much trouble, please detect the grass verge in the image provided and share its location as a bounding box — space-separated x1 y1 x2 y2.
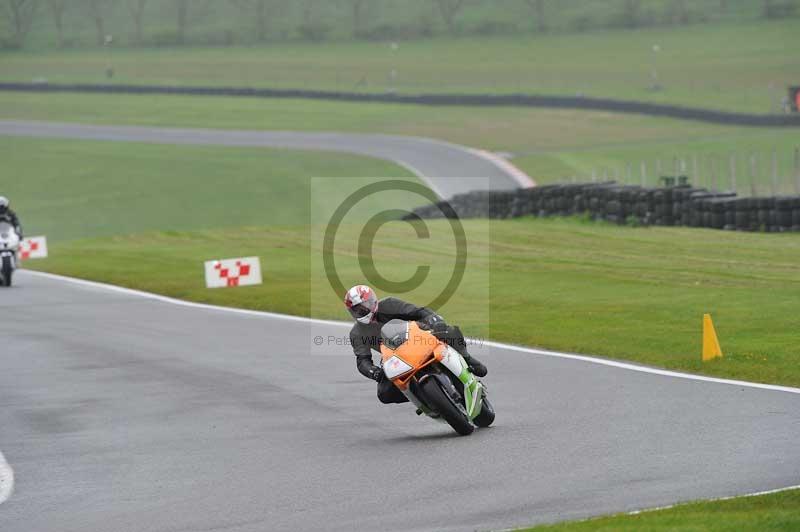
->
520 487 800 531
22 216 800 388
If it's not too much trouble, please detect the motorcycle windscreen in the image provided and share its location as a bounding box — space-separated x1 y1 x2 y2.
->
0 222 14 240
380 319 409 350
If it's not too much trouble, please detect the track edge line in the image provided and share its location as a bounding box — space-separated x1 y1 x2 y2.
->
0 451 14 505
21 269 800 396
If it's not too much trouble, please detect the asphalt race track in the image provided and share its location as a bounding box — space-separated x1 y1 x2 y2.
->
1 271 799 532
0 120 532 198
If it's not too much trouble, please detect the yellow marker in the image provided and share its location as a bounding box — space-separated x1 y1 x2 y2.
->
703 314 723 361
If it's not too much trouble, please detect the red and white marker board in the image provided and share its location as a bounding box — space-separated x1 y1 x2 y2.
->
204 256 262 288
19 236 48 260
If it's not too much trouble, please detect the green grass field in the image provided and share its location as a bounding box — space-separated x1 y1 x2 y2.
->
0 136 416 240
2 18 796 113
522 488 800 531
2 92 798 193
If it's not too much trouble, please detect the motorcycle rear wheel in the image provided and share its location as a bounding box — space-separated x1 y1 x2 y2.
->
419 377 474 436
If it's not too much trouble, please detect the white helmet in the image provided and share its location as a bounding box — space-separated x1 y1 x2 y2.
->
344 285 379 324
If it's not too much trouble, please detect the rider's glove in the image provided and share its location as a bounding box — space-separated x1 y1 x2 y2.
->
369 367 384 382
419 314 448 334
432 321 449 335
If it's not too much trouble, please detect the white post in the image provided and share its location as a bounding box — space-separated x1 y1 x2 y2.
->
711 156 717 192
771 149 778 196
640 161 646 187
730 153 737 194
795 147 800 195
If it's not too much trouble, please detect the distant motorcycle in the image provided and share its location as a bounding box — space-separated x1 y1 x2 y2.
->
380 319 495 435
0 221 20 287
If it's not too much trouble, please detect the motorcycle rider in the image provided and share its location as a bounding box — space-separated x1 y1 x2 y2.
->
345 285 487 404
0 197 23 240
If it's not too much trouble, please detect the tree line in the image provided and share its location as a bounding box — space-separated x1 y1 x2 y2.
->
2 0 796 50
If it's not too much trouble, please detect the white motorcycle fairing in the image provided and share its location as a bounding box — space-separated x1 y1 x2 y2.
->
0 222 21 287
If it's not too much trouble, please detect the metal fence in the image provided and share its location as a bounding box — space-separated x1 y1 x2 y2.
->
572 148 800 198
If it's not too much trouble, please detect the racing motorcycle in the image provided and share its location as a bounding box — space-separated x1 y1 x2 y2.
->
380 319 495 435
0 222 20 287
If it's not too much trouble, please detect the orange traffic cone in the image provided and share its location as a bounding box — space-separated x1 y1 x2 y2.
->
702 314 723 361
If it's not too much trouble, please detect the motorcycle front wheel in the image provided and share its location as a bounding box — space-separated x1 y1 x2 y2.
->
473 396 495 428
1 256 11 287
419 377 474 436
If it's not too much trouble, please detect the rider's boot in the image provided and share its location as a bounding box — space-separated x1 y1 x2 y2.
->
442 324 488 377
463 353 488 377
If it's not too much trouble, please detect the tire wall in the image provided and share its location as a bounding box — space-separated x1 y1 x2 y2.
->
406 182 800 233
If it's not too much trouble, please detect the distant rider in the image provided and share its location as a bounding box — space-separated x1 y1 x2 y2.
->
344 285 487 404
0 197 23 240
